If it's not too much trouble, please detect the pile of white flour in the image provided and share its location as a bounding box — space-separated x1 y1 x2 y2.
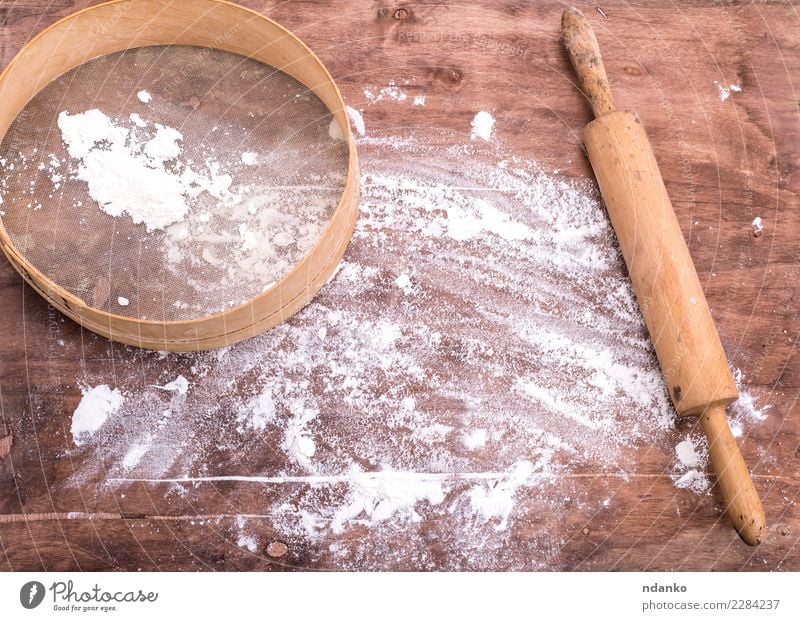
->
57 108 240 232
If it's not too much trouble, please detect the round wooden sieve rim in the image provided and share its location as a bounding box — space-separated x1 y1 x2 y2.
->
0 0 359 352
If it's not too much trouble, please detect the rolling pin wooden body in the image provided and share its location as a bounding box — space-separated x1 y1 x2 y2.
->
563 7 765 544
585 112 738 416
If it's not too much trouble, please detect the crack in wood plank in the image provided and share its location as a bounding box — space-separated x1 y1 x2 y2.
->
0 511 280 524
104 472 797 485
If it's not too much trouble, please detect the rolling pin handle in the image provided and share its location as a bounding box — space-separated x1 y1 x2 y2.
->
561 7 616 118
700 404 766 545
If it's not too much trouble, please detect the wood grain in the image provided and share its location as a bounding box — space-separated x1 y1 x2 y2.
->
0 0 799 571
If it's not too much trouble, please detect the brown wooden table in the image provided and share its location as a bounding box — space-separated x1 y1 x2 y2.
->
1 0 798 571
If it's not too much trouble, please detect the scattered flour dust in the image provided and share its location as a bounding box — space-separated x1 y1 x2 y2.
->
70 385 124 447
237 392 276 432
363 82 426 107
364 81 408 104
728 367 770 438
323 466 446 534
468 461 535 531
121 437 152 471
64 125 770 570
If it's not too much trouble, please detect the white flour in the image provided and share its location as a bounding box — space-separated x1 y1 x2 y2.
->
328 118 344 141
347 106 366 136
161 177 337 311
672 435 709 494
676 438 701 467
129 113 147 128
467 460 535 531
121 437 152 471
327 467 445 534
394 272 413 294
57 109 240 232
728 367 770 438
153 375 189 396
471 111 495 141
237 392 276 432
237 532 259 553
715 81 741 102
463 428 488 450
71 384 124 447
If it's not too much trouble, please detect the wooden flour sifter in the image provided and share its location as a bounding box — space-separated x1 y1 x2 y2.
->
561 8 765 544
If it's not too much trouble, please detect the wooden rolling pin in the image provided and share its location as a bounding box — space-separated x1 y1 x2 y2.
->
561 7 765 545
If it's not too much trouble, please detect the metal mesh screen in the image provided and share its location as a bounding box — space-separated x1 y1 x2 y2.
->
0 45 348 321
